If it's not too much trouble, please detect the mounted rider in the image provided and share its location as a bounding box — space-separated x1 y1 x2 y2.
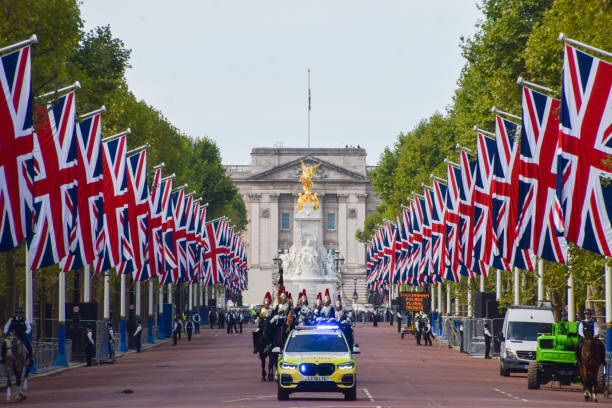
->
2 306 33 363
319 289 335 321
334 294 354 350
294 289 314 326
271 286 291 330
575 309 605 366
252 291 274 354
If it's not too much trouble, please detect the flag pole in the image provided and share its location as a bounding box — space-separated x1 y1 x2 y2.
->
0 34 37 55
558 33 612 59
307 69 311 148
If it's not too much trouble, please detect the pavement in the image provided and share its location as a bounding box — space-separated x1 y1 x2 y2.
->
4 322 611 407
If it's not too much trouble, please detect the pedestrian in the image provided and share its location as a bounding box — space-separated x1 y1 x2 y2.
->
172 318 180 346
238 311 244 333
415 316 422 345
107 322 115 358
133 320 143 352
484 322 492 359
397 311 402 333
423 318 433 346
217 310 223 329
84 324 95 366
459 322 464 353
193 313 200 334
209 309 215 329
185 317 194 341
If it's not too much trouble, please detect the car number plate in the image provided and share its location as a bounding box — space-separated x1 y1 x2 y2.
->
304 376 329 381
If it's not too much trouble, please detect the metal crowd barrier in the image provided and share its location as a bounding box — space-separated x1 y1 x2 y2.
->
437 317 503 357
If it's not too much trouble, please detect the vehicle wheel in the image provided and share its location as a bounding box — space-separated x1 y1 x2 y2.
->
344 387 357 401
500 360 510 377
527 361 540 390
597 364 606 394
277 383 289 401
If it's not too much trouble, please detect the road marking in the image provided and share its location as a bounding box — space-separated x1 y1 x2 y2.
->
492 388 528 402
221 394 274 403
362 387 375 402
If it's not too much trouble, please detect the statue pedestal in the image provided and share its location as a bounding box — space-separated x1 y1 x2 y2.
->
283 202 338 301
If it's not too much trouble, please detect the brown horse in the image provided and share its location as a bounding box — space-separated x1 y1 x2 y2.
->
2 333 33 401
253 318 276 381
579 322 604 402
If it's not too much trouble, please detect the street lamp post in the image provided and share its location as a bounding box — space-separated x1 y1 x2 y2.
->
352 278 358 305
272 249 284 288
333 251 344 298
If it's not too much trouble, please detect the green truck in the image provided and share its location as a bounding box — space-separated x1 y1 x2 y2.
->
527 321 605 391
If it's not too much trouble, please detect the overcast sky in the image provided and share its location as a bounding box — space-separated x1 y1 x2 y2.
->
80 1 482 165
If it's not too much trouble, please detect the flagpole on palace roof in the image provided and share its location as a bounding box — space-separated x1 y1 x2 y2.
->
307 68 311 148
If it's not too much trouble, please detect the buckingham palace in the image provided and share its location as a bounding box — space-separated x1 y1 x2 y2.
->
225 146 379 307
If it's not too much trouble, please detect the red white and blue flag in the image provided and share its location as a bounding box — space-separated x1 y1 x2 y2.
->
203 219 228 285
95 134 130 274
29 91 79 269
160 177 176 284
444 163 462 282
61 111 104 271
556 44 612 257
147 168 164 279
171 188 187 283
0 44 34 253
516 87 569 263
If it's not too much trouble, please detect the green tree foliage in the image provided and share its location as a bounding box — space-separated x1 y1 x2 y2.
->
0 0 247 323
363 0 612 314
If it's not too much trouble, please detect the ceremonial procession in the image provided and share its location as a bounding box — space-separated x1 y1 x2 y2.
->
1 0 612 407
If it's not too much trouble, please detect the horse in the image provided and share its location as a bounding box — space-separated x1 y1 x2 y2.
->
253 318 276 382
579 322 604 402
2 333 33 402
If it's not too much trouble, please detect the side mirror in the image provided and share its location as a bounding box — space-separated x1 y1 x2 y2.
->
271 346 281 354
352 346 361 354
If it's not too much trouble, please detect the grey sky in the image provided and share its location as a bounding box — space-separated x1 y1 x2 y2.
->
80 1 482 165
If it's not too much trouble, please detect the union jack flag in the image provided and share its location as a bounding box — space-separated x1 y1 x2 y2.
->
399 208 412 284
171 188 187 283
185 199 199 282
95 135 130 274
61 111 104 271
470 133 507 275
444 163 462 282
197 204 208 281
416 194 432 283
491 116 535 271
29 91 79 269
160 178 176 284
147 168 164 279
121 150 150 281
0 44 34 253
458 151 477 278
203 219 227 285
556 44 612 257
409 199 423 286
428 181 447 282
516 87 569 263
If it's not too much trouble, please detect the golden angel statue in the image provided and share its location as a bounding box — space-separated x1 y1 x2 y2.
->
297 160 322 210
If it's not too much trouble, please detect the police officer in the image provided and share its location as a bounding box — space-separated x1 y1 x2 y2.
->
133 320 143 352
484 323 492 359
193 313 200 334
423 318 433 346
2 306 32 362
185 316 194 341
172 318 181 346
84 324 95 366
576 309 605 365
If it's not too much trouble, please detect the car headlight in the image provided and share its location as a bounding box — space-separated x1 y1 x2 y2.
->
337 361 355 370
505 349 518 360
280 361 297 370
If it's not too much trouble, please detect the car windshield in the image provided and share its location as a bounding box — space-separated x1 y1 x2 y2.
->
507 322 553 341
285 333 348 353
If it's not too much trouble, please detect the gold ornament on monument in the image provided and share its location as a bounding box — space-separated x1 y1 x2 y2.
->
297 160 322 211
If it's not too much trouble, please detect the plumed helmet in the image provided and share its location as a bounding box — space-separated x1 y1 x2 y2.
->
278 285 287 302
301 289 308 306
316 292 322 306
287 292 293 306
335 294 342 309
324 288 331 305
264 291 272 305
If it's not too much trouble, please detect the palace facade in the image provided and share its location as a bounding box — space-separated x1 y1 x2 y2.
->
225 147 379 307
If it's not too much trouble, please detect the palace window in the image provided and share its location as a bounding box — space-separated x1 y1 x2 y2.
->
281 212 290 230
327 213 336 230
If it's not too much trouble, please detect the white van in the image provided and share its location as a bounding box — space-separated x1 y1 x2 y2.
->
499 306 555 377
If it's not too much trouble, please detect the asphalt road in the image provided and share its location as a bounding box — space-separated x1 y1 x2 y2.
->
8 322 611 407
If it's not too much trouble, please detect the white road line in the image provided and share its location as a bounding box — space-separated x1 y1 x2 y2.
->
362 387 375 402
492 387 528 402
221 394 274 403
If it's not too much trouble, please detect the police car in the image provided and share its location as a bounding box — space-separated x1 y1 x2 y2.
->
275 324 359 401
